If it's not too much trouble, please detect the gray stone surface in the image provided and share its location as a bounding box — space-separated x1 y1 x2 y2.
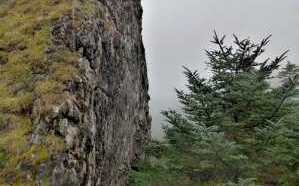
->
33 0 150 185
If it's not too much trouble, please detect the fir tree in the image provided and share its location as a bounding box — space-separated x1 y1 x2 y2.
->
130 32 299 186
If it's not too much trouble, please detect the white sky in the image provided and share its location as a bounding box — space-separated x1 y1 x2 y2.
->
141 0 299 139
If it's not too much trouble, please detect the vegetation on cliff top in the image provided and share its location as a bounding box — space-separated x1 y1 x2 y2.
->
0 0 79 184
130 33 299 186
0 0 106 184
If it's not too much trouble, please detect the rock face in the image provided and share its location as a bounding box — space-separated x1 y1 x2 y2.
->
33 0 150 185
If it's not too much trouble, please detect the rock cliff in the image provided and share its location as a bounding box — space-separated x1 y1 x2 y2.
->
0 0 150 185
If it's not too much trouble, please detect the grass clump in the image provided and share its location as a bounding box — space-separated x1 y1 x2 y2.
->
0 148 7 169
0 92 33 114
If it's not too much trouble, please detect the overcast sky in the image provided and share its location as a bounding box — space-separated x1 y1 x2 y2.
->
141 0 299 139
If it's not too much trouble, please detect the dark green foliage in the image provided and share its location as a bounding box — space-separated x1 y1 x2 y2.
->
130 32 299 186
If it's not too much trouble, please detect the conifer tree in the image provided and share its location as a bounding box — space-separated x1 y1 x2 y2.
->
130 33 299 186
